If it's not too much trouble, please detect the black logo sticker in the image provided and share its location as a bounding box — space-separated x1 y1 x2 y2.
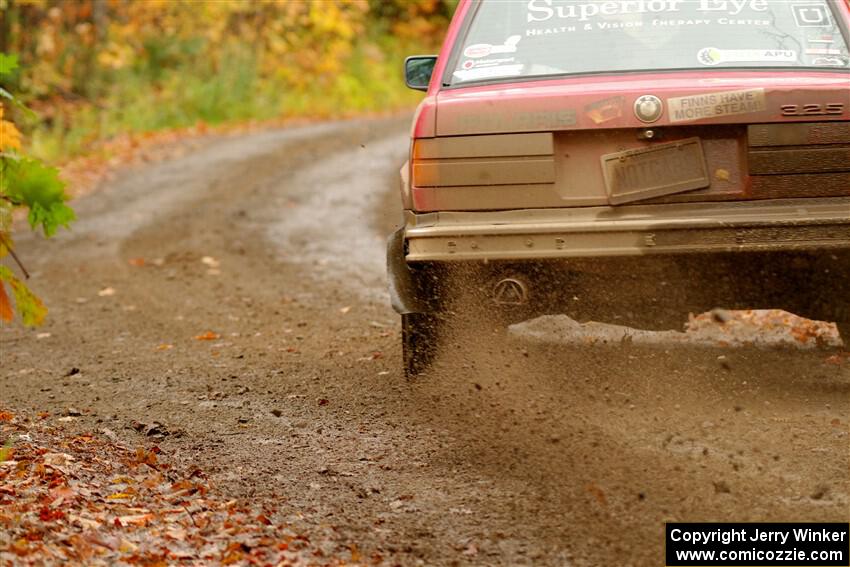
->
792 3 833 27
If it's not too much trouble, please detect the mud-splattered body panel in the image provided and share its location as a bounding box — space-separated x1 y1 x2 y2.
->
389 0 850 322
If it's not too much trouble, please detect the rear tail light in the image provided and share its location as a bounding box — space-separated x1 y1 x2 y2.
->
411 133 555 188
747 122 850 199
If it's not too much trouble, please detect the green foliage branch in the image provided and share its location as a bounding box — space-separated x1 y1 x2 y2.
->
0 53 75 326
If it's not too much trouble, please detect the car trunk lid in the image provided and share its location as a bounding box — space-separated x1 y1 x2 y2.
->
409 72 850 211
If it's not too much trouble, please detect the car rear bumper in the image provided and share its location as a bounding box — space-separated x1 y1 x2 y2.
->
403 197 850 262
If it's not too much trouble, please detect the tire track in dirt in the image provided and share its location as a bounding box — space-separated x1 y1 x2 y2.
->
267 132 408 301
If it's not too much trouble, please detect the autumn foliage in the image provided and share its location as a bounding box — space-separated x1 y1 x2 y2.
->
1 53 75 326
0 0 453 325
2 0 455 160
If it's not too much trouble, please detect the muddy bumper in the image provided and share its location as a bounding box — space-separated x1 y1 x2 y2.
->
387 198 850 318
402 198 850 262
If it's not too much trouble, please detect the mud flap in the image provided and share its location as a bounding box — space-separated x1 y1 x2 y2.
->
387 228 429 315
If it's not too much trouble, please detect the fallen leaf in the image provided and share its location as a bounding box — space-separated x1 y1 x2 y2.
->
44 451 75 464
165 526 188 541
586 483 607 505
117 513 153 526
193 331 220 341
39 507 66 521
127 258 145 267
119 537 140 551
49 485 77 504
0 282 13 322
107 492 133 500
825 353 849 366
68 513 102 530
10 538 28 556
349 544 362 562
156 343 174 351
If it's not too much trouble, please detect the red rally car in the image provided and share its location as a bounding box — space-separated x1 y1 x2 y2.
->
388 0 850 376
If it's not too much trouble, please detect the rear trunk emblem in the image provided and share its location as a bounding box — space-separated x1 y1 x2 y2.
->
634 95 663 123
493 278 528 305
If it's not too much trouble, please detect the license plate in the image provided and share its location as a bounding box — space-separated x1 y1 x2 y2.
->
601 137 710 205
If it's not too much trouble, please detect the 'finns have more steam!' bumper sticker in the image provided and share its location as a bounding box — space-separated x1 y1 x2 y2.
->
668 88 766 123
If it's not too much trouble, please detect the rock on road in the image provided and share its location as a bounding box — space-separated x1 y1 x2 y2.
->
2 116 848 566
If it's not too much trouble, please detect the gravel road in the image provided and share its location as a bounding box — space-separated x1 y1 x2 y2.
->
2 116 848 566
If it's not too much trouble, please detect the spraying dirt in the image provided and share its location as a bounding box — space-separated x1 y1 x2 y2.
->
1 116 848 566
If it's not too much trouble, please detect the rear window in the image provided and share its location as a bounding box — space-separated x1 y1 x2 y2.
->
450 0 850 85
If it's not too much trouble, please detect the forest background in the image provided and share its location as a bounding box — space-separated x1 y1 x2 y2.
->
1 0 454 164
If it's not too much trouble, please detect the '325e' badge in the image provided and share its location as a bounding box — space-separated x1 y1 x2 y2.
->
780 103 844 116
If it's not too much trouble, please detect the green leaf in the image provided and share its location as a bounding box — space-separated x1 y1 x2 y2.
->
0 54 18 77
28 201 76 237
3 158 75 237
0 265 47 326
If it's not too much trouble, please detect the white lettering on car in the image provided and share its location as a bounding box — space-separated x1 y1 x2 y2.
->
527 0 686 23
699 0 768 15
527 0 770 23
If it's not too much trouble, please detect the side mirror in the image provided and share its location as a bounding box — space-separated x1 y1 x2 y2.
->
404 56 437 92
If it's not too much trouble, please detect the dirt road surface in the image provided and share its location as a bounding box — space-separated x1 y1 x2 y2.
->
2 117 848 566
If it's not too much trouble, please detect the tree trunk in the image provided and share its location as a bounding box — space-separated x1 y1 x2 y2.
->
0 0 14 55
92 0 108 43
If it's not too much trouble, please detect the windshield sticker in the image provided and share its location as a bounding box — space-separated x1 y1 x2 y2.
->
668 88 765 123
791 3 833 27
454 0 848 83
697 47 797 65
811 56 847 66
463 36 522 59
584 96 625 124
807 34 834 44
452 64 525 82
463 44 492 58
461 57 517 71
805 47 842 55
